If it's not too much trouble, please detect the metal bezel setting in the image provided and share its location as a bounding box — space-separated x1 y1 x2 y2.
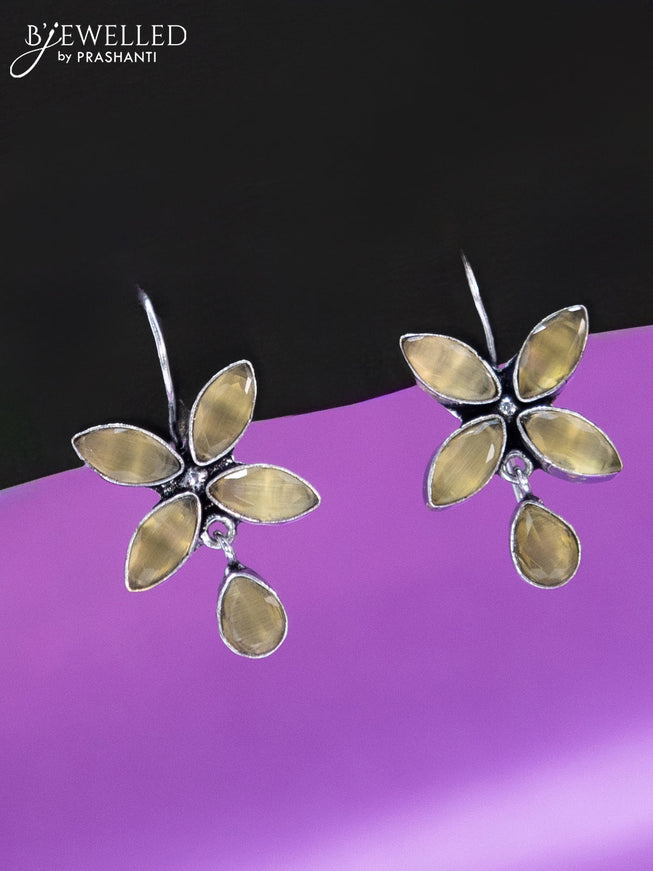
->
425 414 507 509
400 333 501 407
124 491 202 591
510 498 581 589
71 423 185 487
217 565 288 659
206 462 321 524
188 359 257 467
517 406 623 482
512 305 589 404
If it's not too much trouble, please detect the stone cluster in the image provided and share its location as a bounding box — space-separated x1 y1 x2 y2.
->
401 304 622 588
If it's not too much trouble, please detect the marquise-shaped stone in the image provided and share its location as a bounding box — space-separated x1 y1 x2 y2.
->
401 334 499 404
515 306 588 401
190 361 256 464
511 501 580 587
73 425 182 485
429 415 506 507
126 493 201 591
219 573 287 657
518 408 622 479
207 465 319 523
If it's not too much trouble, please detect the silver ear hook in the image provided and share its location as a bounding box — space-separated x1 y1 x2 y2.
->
136 286 182 449
460 251 497 367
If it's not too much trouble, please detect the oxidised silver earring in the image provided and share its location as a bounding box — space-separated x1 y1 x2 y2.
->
72 289 320 657
400 255 623 588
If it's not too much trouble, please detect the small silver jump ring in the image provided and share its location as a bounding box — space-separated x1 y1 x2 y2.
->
500 450 534 484
202 514 238 563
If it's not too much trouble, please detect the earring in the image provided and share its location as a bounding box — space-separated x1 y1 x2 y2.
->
72 289 320 657
400 255 623 588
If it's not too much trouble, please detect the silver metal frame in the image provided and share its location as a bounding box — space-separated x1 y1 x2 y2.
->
72 423 185 487
400 333 501 407
426 414 507 509
512 305 589 403
187 359 258 467
124 491 202 591
517 406 623 482
510 498 581 588
206 463 322 524
217 565 288 659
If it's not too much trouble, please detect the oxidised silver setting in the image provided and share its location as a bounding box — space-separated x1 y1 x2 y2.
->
401 256 622 587
72 289 319 656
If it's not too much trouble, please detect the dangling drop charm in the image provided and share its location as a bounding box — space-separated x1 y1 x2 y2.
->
219 568 288 658
510 500 581 588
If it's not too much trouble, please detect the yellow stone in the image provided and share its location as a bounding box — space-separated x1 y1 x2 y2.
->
126 494 201 591
73 425 182 485
519 408 622 478
429 416 505 506
516 306 588 401
401 334 499 403
219 574 287 657
208 465 319 523
191 361 256 464
512 501 580 587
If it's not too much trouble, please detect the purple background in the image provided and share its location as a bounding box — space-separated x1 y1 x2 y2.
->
1 327 652 870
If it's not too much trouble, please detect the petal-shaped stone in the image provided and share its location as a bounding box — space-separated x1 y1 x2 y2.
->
401 334 499 404
126 494 201 591
190 361 256 465
219 573 287 657
511 501 580 587
207 465 320 523
515 306 588 401
73 425 182 485
519 408 623 479
429 416 506 507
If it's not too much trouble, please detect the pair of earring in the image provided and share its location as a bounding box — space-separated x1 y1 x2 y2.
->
72 261 623 659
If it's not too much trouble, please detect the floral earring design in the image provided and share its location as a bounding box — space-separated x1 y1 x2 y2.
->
400 255 622 588
72 289 320 657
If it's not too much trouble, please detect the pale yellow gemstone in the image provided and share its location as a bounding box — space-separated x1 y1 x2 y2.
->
401 335 499 403
191 361 256 464
519 408 622 477
516 306 588 400
126 494 200 591
73 425 182 485
512 501 580 587
208 465 319 522
219 574 287 657
429 416 505 506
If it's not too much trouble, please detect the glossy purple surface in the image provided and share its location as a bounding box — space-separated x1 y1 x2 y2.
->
1 327 652 870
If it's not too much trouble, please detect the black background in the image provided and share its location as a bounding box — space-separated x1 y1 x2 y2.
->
2 0 653 488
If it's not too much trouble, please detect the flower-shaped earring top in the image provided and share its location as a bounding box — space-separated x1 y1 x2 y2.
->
401 256 622 588
73 290 320 658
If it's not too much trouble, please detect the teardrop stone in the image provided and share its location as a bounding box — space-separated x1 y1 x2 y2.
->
519 408 622 478
512 501 580 587
429 416 505 506
126 494 201 591
401 335 499 403
73 426 182 485
516 306 588 401
219 574 287 657
208 465 319 522
191 361 256 464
